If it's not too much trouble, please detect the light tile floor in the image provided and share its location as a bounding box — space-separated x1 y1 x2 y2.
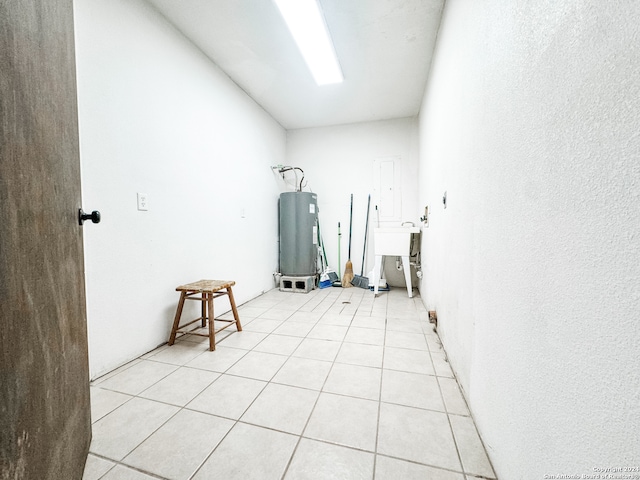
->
83 287 496 480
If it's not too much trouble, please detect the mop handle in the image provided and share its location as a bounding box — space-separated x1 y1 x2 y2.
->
348 194 353 259
361 194 371 275
337 222 341 278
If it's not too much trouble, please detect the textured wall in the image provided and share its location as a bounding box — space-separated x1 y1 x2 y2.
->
418 0 640 477
74 0 286 378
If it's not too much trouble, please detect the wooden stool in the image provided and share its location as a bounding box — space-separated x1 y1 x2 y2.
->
168 280 242 351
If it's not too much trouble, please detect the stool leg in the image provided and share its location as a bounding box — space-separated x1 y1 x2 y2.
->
227 286 242 332
169 291 187 345
201 292 207 327
207 293 215 351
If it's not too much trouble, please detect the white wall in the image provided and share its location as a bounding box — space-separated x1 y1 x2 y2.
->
418 0 640 477
74 0 285 378
285 118 420 286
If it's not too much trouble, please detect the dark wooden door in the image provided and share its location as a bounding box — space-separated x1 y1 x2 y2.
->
1 1 91 478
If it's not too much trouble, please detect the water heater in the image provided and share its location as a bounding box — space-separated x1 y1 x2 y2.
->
279 192 318 276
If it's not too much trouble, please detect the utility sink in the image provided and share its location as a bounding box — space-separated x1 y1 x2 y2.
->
373 226 421 256
372 226 421 298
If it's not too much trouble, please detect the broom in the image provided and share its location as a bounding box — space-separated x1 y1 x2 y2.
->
332 222 342 287
351 194 371 289
317 218 332 288
342 194 354 287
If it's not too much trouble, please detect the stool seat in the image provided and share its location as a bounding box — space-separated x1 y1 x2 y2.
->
176 279 235 293
168 279 242 351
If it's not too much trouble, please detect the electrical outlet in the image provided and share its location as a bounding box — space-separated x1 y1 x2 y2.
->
137 193 148 211
421 206 429 227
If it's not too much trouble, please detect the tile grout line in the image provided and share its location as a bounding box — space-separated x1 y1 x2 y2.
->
187 290 322 480
426 321 474 478
89 288 492 480
91 290 309 480
179 290 324 480
93 456 170 480
278 289 357 479
231 289 349 478
372 290 388 480
94 309 272 479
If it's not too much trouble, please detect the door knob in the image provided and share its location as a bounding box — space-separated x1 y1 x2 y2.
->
78 208 101 225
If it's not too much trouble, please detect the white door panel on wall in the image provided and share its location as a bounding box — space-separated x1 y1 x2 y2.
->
373 156 402 223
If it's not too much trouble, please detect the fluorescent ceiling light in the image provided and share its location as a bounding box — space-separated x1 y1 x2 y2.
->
273 0 343 85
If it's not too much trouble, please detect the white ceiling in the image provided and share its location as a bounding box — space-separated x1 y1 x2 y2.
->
145 0 445 130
